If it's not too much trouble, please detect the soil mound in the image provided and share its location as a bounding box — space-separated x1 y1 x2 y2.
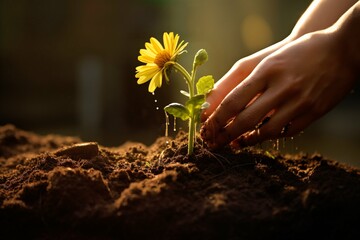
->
1 124 359 240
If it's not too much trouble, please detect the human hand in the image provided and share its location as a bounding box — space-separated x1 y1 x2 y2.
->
201 30 357 149
202 39 292 123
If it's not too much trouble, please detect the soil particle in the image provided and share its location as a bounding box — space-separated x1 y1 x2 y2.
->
0 125 359 240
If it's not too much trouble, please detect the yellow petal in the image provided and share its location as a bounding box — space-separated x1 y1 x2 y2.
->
137 75 152 85
153 71 163 88
138 55 155 64
172 34 180 54
145 42 158 55
150 37 164 53
175 41 188 55
148 77 157 92
163 32 172 55
140 49 156 58
135 65 159 78
136 64 157 72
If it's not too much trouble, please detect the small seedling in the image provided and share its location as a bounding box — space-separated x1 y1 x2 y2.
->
135 32 214 155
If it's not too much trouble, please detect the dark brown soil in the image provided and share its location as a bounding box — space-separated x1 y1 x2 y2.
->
1 124 359 240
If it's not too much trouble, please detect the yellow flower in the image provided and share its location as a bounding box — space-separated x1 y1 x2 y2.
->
136 32 188 93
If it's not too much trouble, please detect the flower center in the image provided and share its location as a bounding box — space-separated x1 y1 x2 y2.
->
154 50 172 68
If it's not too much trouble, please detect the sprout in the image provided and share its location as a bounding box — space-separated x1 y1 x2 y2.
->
135 32 214 155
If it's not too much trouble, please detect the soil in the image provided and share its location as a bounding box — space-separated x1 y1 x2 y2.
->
0 124 359 240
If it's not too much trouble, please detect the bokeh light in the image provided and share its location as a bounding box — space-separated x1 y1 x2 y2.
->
241 14 273 52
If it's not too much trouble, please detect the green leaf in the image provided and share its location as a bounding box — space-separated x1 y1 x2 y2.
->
196 75 214 95
164 103 190 121
186 95 206 125
180 90 190 97
186 95 206 112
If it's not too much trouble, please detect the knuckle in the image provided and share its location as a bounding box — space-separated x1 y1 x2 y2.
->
261 56 285 75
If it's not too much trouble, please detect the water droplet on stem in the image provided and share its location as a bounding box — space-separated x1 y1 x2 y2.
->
164 111 169 137
173 117 177 132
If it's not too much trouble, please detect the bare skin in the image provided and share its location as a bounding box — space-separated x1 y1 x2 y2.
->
201 0 360 149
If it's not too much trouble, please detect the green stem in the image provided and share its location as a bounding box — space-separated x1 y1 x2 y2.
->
188 63 198 155
170 62 196 155
171 62 193 94
191 63 198 95
188 117 195 154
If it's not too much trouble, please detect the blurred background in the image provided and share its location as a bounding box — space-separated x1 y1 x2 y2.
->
1 0 359 167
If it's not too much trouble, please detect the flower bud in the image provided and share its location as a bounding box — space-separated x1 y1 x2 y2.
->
194 49 208 67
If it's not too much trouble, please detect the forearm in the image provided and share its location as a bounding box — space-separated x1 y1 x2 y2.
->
290 0 358 39
333 1 360 74
245 1 358 63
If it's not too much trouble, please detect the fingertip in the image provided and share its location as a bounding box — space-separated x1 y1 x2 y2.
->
200 121 225 151
200 123 213 145
200 128 218 150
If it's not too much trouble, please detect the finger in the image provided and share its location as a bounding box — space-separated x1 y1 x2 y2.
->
229 91 306 147
238 104 296 145
239 107 315 146
210 87 286 148
201 72 267 145
201 88 226 123
201 84 265 149
201 61 254 122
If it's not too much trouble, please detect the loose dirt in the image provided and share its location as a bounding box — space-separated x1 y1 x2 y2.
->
1 124 359 240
